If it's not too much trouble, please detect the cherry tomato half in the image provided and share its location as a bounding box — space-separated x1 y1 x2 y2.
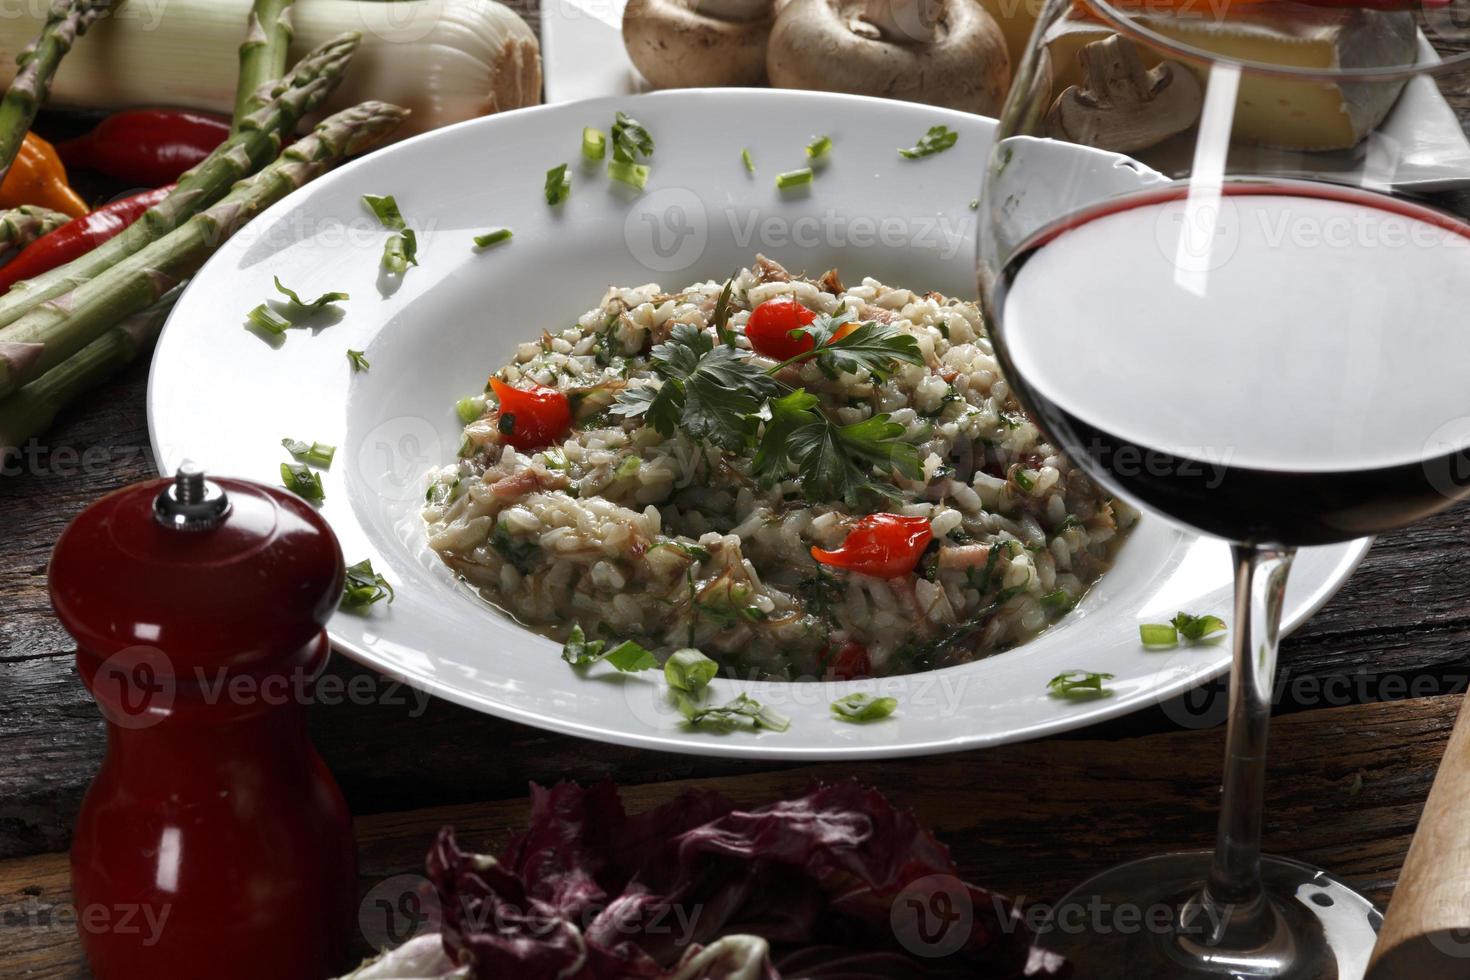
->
490 378 572 451
825 641 871 680
746 297 817 360
811 513 933 579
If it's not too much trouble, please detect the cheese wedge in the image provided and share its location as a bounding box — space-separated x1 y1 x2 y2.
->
1044 6 1416 150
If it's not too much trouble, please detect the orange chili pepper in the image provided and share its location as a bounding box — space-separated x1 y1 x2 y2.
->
0 133 88 219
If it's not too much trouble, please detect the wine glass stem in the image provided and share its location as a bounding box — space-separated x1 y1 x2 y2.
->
1201 544 1295 933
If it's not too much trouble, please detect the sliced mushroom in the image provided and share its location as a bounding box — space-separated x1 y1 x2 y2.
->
623 0 777 88
766 0 1009 115
1044 34 1202 154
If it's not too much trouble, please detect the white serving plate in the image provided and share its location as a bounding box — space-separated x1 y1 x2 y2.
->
148 90 1368 759
542 1 1470 190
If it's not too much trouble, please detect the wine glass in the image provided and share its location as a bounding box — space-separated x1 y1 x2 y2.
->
977 0 1470 976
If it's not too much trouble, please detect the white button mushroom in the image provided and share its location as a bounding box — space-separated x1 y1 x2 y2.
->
1045 35 1203 153
766 0 1009 114
623 0 779 88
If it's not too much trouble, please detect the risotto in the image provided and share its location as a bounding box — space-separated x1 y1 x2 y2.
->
424 257 1132 680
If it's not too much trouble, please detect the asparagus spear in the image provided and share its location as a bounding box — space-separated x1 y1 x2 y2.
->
0 100 409 400
0 206 69 250
233 0 296 134
0 0 119 186
0 31 361 331
0 295 175 453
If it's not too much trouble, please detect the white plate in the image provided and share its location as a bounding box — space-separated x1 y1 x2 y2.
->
148 90 1368 760
542 2 1470 190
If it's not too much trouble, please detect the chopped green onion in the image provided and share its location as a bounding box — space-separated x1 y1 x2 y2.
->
831 692 898 722
473 228 513 249
898 125 959 159
341 558 394 610
1040 589 1072 613
245 303 290 335
603 640 658 672
281 437 336 468
545 163 571 205
382 228 418 274
776 167 814 190
347 349 370 372
1140 623 1179 646
806 135 832 160
456 395 487 424
610 111 655 163
560 625 656 671
678 691 790 733
969 198 979 210
274 275 348 309
615 455 641 478
280 462 324 503
362 194 407 229
608 159 650 190
582 127 606 161
741 147 755 173
1013 468 1037 492
1173 611 1228 641
1047 670 1114 699
665 648 718 694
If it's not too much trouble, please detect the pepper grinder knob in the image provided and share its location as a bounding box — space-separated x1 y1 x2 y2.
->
51 468 357 980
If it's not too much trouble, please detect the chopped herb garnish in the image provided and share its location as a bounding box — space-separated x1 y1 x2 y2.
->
1047 670 1114 699
665 648 718 694
1013 468 1037 492
678 691 790 733
711 275 737 347
806 135 832 160
776 167 814 190
582 126 606 161
1140 623 1179 646
654 539 711 562
545 163 571 205
608 158 650 190
281 437 336 468
456 395 487 423
610 110 655 163
362 194 418 274
969 198 979 210
831 692 898 723
1040 589 1072 613
274 275 348 310
341 558 394 610
1173 611 1228 641
899 125 959 159
561 625 657 671
280 462 324 503
347 349 370 372
490 520 541 574
499 414 516 436
741 147 755 173
473 228 513 248
246 303 290 335
777 312 924 380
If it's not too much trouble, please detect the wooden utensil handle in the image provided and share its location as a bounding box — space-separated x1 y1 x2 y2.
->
1367 691 1470 978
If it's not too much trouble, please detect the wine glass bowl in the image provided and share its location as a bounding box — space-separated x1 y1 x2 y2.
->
977 0 1470 975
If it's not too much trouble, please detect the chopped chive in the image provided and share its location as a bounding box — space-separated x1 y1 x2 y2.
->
665 648 718 694
741 147 755 173
361 194 407 230
1140 623 1179 646
281 437 336 468
545 163 571 205
347 349 370 372
1047 670 1114 699
473 228 513 249
608 159 650 190
246 303 290 335
1014 468 1036 492
274 275 348 309
776 167 814 190
581 127 606 161
455 395 486 423
806 135 832 160
831 692 897 723
280 462 324 503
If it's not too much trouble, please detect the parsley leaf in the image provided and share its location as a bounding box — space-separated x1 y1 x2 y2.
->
784 411 923 507
798 315 924 380
751 389 819 484
899 125 959 159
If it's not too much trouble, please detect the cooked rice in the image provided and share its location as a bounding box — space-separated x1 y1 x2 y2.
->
424 257 1133 679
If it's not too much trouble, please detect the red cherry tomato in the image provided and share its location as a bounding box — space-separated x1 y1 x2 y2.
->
490 378 572 451
811 513 933 579
825 641 871 680
746 297 817 360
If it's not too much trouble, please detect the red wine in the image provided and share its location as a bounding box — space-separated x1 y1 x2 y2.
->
991 181 1470 545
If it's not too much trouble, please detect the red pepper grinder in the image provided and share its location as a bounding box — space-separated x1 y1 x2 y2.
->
50 465 358 979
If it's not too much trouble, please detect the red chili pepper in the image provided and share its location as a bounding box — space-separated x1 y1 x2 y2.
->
746 297 816 360
824 641 871 680
57 109 231 186
490 378 573 451
0 185 173 292
811 513 933 579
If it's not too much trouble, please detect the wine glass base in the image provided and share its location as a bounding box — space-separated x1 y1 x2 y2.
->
1037 852 1382 979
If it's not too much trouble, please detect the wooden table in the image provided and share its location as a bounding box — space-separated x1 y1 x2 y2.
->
6 30 1470 974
